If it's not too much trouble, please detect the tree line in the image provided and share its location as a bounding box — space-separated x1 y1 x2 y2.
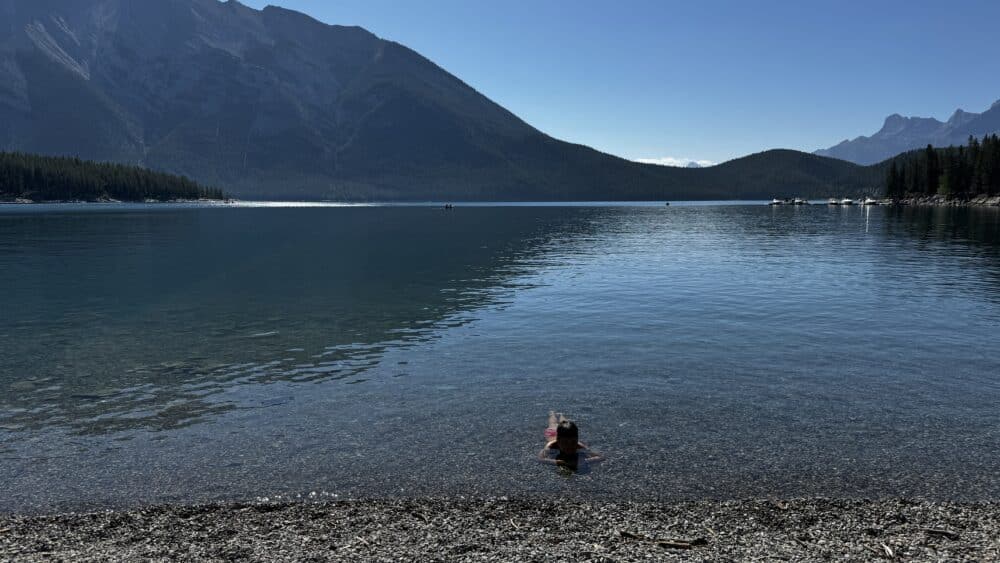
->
0 152 224 202
885 135 1000 198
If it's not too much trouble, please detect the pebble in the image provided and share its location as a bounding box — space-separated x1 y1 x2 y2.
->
1 497 997 562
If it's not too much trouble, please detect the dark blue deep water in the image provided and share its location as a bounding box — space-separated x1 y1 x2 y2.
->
1 202 999 513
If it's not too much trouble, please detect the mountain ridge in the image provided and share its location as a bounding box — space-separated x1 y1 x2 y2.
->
816 99 1000 165
0 0 875 200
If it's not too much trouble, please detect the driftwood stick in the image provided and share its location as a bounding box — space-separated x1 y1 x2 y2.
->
923 528 960 540
657 538 709 550
881 542 894 558
618 530 708 549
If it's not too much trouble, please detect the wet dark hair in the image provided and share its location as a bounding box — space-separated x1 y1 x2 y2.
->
556 420 578 441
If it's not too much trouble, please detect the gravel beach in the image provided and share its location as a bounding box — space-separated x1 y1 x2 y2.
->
2 498 997 562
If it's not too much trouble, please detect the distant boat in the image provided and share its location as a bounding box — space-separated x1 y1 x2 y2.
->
862 197 879 206
444 203 454 210
770 198 808 206
664 202 670 206
828 198 840 205
840 198 856 205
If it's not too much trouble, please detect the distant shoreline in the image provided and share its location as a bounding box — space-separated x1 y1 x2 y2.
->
892 195 1000 207
0 199 759 207
0 198 230 205
3 197 1000 208
2 497 997 561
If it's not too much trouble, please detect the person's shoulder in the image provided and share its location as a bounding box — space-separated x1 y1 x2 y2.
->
545 440 558 449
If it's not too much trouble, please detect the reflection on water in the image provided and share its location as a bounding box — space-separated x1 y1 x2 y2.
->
0 208 598 433
1 203 999 512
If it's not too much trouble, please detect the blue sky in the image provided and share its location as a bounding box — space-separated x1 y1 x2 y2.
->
241 0 1000 165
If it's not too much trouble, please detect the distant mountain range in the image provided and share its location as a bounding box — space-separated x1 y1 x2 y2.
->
816 100 1000 165
0 0 875 200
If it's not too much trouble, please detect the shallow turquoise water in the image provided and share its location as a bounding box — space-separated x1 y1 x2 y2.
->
1 203 999 512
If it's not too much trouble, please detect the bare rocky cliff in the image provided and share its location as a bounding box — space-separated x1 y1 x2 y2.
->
816 100 1000 165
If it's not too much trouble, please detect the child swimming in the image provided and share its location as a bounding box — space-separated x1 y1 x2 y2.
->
538 411 604 471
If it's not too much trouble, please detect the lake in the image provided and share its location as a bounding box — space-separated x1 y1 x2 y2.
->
1 202 999 513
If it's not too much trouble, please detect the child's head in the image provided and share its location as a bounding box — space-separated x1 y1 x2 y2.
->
555 420 579 453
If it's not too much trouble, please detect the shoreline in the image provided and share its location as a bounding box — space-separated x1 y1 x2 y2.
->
0 198 230 205
2 497 997 561
892 195 1000 207
4 196 1000 207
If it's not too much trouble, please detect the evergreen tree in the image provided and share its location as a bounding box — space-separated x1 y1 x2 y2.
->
882 136 1000 198
0 152 224 202
886 161 905 199
924 145 939 195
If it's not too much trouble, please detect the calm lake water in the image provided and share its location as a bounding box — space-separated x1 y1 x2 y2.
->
1 202 999 513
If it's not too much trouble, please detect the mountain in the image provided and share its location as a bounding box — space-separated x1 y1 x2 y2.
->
693 149 880 198
816 100 1000 165
0 0 873 200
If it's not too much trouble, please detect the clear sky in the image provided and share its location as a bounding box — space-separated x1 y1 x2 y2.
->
239 0 1000 165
